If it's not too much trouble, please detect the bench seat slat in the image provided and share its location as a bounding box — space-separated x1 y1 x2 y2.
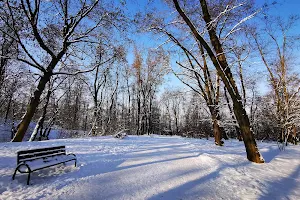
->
18 155 76 172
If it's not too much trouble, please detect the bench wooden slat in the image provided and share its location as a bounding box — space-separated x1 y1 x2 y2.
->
18 149 65 160
17 147 66 164
18 148 65 157
19 152 66 163
17 145 65 153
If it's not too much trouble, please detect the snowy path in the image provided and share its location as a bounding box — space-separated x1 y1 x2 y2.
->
0 136 299 200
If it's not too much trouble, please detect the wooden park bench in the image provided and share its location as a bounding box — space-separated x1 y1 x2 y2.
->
12 146 77 185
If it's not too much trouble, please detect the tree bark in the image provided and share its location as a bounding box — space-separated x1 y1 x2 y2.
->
12 73 51 142
233 100 263 161
224 87 242 140
29 88 51 141
212 117 222 145
209 106 224 146
29 117 42 142
38 89 52 140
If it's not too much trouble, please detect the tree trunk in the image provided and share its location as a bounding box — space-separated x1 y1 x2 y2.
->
73 93 80 130
92 96 98 135
174 111 179 135
209 107 223 146
37 90 52 140
44 112 57 139
224 87 242 140
233 100 262 162
136 87 141 135
29 117 42 141
11 112 16 140
292 126 297 145
212 118 222 146
127 79 131 127
12 73 51 142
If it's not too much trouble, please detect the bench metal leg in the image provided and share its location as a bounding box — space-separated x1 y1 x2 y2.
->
13 163 31 185
74 160 77 167
12 168 18 180
27 172 31 185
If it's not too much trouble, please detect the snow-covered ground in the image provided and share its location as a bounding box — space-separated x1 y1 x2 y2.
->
0 135 299 200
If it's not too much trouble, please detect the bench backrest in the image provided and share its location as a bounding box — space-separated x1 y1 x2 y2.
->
17 146 66 164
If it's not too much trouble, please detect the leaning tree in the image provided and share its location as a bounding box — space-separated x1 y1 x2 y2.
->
167 0 264 163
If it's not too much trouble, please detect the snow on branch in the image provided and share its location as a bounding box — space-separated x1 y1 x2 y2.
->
52 56 115 76
224 9 261 40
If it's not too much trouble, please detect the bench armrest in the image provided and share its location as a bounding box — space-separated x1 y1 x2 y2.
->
67 153 76 158
67 153 77 167
15 162 32 173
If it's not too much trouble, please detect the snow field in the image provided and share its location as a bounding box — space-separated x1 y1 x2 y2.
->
0 135 299 200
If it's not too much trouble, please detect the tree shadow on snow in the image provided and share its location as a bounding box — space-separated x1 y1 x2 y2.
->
148 161 251 200
129 143 189 154
115 153 202 171
260 146 281 163
258 165 300 200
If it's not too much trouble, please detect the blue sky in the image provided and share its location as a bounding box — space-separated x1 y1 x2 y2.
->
265 0 300 16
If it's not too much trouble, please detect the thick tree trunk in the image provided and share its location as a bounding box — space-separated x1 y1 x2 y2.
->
233 100 262 162
209 107 223 146
12 73 51 142
224 87 242 140
37 90 52 140
212 118 222 146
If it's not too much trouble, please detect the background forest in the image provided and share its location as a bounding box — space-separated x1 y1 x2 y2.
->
0 0 299 152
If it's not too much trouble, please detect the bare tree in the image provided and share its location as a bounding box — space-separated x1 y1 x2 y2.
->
133 47 169 135
84 44 122 136
164 33 226 145
161 89 185 136
0 0 125 141
166 0 264 162
250 15 300 149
